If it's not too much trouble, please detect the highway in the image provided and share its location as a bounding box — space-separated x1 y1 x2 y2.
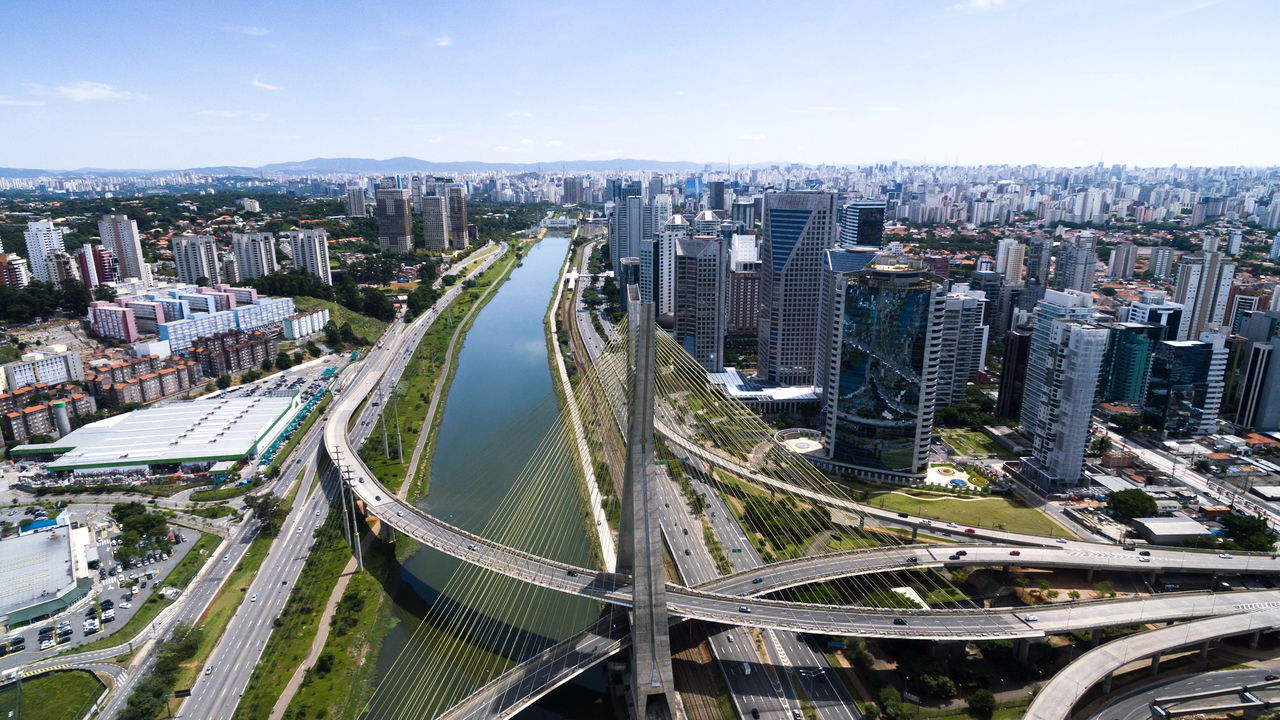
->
1090 668 1280 720
1025 609 1280 720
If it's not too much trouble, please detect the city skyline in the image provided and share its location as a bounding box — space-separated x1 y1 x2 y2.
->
3 0 1279 169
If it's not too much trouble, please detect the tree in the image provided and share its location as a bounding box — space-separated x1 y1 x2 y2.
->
1088 435 1114 457
93 284 117 301
216 374 232 390
260 357 274 372
1107 488 1157 519
1111 413 1142 434
275 351 293 370
966 689 996 718
305 341 321 358
196 276 211 287
244 493 287 536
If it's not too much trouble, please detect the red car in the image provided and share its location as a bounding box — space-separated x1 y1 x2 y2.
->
1009 550 1021 556
964 528 976 534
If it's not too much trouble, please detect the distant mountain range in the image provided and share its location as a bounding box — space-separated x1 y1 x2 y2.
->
0 157 715 179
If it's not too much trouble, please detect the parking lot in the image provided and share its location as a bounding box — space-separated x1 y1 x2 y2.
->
0 527 199 667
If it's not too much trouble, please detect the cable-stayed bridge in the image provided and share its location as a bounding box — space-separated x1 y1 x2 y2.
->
321 289 1280 720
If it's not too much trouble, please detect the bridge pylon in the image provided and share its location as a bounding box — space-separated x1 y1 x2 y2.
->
618 286 681 720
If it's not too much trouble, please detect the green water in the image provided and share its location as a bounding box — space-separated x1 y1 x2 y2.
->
367 233 609 719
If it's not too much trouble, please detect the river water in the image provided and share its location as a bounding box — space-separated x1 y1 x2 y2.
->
368 232 612 719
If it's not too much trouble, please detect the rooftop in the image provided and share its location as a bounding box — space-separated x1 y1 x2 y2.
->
709 367 821 402
16 394 299 471
0 522 76 619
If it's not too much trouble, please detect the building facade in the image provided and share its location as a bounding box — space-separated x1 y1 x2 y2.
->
673 235 726 372
375 187 413 254
98 214 151 285
172 234 221 285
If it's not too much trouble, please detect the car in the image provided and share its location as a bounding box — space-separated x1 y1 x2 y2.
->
947 522 957 528
739 605 751 614
315 510 321 517
250 594 257 602
1220 553 1234 559
681 528 688 535
793 711 802 720
964 528 975 534
955 550 967 557
468 544 477 551
920 519 932 526
907 556 918 563
948 554 960 560
1021 614 1039 622
751 709 760 719
39 639 54 651
206 666 214 676
120 601 133 609
897 513 909 519
567 570 578 577
752 577 764 584
397 511 404 517
1266 674 1279 681
7 636 26 648
683 549 691 556
1009 550 1021 556
893 618 907 626
1057 538 1069 543
1139 550 1151 556
1138 556 1151 563
375 495 381 501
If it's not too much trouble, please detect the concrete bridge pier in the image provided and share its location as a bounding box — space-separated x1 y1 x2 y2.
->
1150 653 1162 675
1086 568 1094 583
1091 628 1102 647
1199 640 1211 660
379 520 395 544
1102 672 1113 693
1015 638 1031 662
1250 629 1262 649
911 526 918 542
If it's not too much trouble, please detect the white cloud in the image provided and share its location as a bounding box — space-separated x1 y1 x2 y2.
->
197 109 242 118
57 81 139 102
506 110 533 118
493 145 511 151
739 133 767 141
233 26 270 36
547 139 563 146
952 0 1006 10
251 75 282 91
249 112 270 121
520 138 535 145
433 35 453 47
0 98 44 107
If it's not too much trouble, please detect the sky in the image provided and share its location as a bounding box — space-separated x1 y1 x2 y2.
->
2 0 1278 170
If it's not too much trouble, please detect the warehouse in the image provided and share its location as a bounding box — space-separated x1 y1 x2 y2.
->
12 394 301 475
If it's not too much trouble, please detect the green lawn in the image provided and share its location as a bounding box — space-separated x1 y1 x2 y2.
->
939 429 1014 459
70 532 220 655
0 670 104 720
827 530 890 552
870 492 1074 538
295 297 388 345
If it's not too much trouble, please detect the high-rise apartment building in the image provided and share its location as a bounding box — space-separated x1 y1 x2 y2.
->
1099 322 1166 404
758 192 839 386
998 241 1025 285
1173 251 1235 340
609 194 669 271
837 200 887 248
673 235 727 371
0 254 31 289
24 220 66 284
172 234 221 285
421 196 449 251
346 186 366 217
996 327 1031 420
1053 231 1098 294
1019 289 1108 489
98 214 151 286
1143 331 1227 437
816 249 943 481
1149 246 1175 279
231 232 278 280
936 284 989 407
706 181 727 212
1108 241 1137 279
75 244 119 290
292 228 331 285
446 186 468 250
725 235 761 334
1026 236 1053 285
376 187 413 254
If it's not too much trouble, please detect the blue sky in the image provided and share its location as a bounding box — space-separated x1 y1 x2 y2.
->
2 0 1277 169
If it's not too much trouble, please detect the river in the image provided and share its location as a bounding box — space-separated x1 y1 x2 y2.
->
368 232 613 719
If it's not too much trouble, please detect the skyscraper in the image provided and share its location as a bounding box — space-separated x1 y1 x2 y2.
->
422 196 449 251
1173 251 1235 340
346 186 366 217
757 191 839 386
172 234 221 285
936 284 989 407
376 187 413 254
447 186 468 250
1019 289 1109 489
1053 231 1098 294
996 327 1031 420
673 235 727 371
816 249 943 481
725 235 761 334
0 254 31 289
1143 331 1227 438
837 200 887 248
24 220 66 284
75 244 118 290
609 194 669 271
293 228 332 285
99 214 151 286
639 215 683 318
1108 241 1137 280
1149 246 1175 279
706 181 726 212
1099 322 1166 404
999 242 1025 285
231 232 278 280
1026 236 1053 285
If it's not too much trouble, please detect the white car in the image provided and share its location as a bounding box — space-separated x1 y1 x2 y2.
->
250 594 257 602
1219 553 1233 559
1021 614 1038 622
119 602 132 609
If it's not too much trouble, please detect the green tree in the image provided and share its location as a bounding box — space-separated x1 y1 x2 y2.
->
276 351 293 370
244 493 287 536
216 374 232 390
93 284 117 301
1107 488 1157 519
260 357 274 372
966 689 996 718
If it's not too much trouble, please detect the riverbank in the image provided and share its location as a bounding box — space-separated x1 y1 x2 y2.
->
357 243 523 498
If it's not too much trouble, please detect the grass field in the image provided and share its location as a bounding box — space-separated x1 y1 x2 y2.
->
71 532 220 655
939 429 1015 458
295 297 388 344
0 670 104 720
869 491 1074 538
